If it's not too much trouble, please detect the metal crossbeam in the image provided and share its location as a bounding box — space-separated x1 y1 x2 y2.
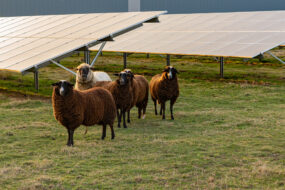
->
50 60 76 75
267 51 285 64
90 41 107 67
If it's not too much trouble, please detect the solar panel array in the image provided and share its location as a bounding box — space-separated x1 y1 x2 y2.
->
91 11 285 58
0 11 165 73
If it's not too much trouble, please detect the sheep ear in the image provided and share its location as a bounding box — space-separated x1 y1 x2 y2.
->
68 83 74 87
52 82 59 86
174 68 179 74
90 67 96 71
127 73 134 78
163 66 169 72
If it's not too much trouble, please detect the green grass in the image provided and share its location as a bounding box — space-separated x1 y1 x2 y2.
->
1 50 285 97
0 51 285 189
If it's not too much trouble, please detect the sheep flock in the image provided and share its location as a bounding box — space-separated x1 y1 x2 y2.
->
52 64 179 146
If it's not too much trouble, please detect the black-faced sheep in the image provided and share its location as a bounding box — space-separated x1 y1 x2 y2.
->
52 80 116 146
149 66 179 120
93 71 133 128
123 69 149 122
74 63 112 91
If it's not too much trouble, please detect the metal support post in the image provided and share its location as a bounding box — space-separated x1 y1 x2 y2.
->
50 60 76 75
123 53 127 69
34 67 39 92
166 54 170 66
257 53 264 62
90 41 107 67
267 51 285 64
84 48 90 64
220 57 224 78
146 53 149 58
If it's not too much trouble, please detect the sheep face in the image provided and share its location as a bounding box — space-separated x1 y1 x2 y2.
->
123 69 134 81
76 64 92 82
114 71 131 86
163 66 179 80
52 80 74 96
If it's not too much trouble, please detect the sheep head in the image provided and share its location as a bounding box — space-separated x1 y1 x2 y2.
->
52 80 74 96
163 66 179 80
114 71 132 86
76 63 93 83
123 69 134 81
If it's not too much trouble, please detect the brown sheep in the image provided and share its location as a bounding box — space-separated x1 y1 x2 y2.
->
123 69 149 122
94 71 133 128
149 66 179 120
52 80 116 146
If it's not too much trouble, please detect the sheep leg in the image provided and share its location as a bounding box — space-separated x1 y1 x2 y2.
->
127 110 131 123
142 103 147 119
170 99 175 120
70 130 74 146
153 99 158 115
123 111 127 128
110 124 115 139
117 109 121 128
67 129 72 146
67 129 74 146
102 124 106 140
161 102 166 120
159 105 162 115
138 107 142 119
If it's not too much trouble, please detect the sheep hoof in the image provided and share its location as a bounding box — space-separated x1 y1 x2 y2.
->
124 125 127 128
171 117 174 120
101 136 105 140
127 120 130 123
111 136 115 140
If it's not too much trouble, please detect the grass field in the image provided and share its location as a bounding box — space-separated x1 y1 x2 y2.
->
0 51 285 189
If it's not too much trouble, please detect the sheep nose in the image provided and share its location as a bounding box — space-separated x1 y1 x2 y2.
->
120 79 126 85
59 87 65 96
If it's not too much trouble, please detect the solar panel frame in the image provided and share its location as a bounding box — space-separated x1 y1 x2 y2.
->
0 11 166 73
90 11 285 59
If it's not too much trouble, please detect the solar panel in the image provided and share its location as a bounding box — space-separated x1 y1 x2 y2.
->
90 11 285 58
0 11 166 73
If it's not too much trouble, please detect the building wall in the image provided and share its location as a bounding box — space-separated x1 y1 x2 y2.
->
141 0 285 13
0 0 128 17
1 0 285 17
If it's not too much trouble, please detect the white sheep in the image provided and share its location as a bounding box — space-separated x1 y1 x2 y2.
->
74 63 112 91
